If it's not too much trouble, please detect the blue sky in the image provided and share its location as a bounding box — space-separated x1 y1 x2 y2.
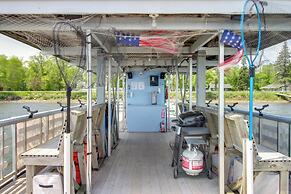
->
0 33 288 63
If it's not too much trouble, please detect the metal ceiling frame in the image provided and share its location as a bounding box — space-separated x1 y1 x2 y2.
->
0 0 290 14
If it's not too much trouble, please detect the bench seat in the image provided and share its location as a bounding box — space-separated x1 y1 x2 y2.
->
255 144 291 172
21 136 63 166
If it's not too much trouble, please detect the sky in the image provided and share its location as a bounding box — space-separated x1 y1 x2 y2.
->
0 34 40 61
0 33 289 63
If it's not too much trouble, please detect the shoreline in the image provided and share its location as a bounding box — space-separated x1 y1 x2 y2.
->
1 91 290 103
0 99 80 103
0 99 289 104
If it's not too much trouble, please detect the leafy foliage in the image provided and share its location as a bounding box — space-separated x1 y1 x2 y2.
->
0 55 26 91
255 64 276 90
275 41 291 91
0 54 83 91
0 42 290 95
224 66 249 91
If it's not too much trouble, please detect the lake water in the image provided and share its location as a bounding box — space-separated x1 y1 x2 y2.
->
0 101 77 120
0 101 290 120
234 102 291 117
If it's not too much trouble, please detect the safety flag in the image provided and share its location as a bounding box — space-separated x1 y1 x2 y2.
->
219 30 244 68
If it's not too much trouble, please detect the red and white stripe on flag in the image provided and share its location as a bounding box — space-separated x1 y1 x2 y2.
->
218 50 243 69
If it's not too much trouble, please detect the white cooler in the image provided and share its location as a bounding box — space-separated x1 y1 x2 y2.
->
33 172 63 194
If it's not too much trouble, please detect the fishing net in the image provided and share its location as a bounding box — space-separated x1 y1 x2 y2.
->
0 13 291 68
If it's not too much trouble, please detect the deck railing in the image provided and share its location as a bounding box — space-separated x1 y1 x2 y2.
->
0 104 81 186
205 105 291 156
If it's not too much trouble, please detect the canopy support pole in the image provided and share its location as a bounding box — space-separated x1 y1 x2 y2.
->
97 51 105 104
86 30 92 194
116 66 120 137
189 57 193 110
175 60 179 118
122 74 126 129
64 86 72 194
108 58 112 157
218 34 225 194
196 50 207 107
167 72 171 130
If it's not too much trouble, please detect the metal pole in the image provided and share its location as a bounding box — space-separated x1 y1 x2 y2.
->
246 137 254 194
97 53 105 104
116 64 119 139
218 34 225 194
108 58 112 156
189 57 193 111
167 73 171 130
86 30 92 194
116 66 120 133
12 124 17 180
123 74 127 128
196 51 207 107
0 127 4 179
175 61 179 118
64 86 72 194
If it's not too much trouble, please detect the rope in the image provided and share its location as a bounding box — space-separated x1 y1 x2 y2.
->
240 0 262 140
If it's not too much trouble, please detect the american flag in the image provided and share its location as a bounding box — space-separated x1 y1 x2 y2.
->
115 32 178 54
218 30 244 68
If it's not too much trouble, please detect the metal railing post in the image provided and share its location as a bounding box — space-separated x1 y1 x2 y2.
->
40 118 43 144
277 122 279 152
12 124 17 180
24 121 27 151
46 116 49 142
0 127 4 180
258 118 261 144
52 114 55 137
289 123 291 157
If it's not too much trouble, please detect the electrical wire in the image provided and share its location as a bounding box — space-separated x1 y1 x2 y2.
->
240 0 262 140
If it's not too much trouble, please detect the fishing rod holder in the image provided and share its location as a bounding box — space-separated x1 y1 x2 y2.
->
206 100 212 107
254 104 269 116
228 102 239 111
22 106 38 118
57 102 67 111
78 98 85 107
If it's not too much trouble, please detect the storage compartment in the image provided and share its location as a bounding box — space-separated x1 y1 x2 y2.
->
228 157 279 194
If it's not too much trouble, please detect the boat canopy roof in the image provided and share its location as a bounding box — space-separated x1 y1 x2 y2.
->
1 0 291 72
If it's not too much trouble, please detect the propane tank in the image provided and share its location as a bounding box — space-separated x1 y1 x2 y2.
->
182 145 204 176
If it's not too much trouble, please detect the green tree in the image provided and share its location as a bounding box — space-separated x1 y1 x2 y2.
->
206 69 218 90
275 41 291 91
255 64 276 90
5 57 26 90
41 58 65 91
0 55 8 90
0 56 26 91
25 54 82 91
225 66 249 91
25 54 46 90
